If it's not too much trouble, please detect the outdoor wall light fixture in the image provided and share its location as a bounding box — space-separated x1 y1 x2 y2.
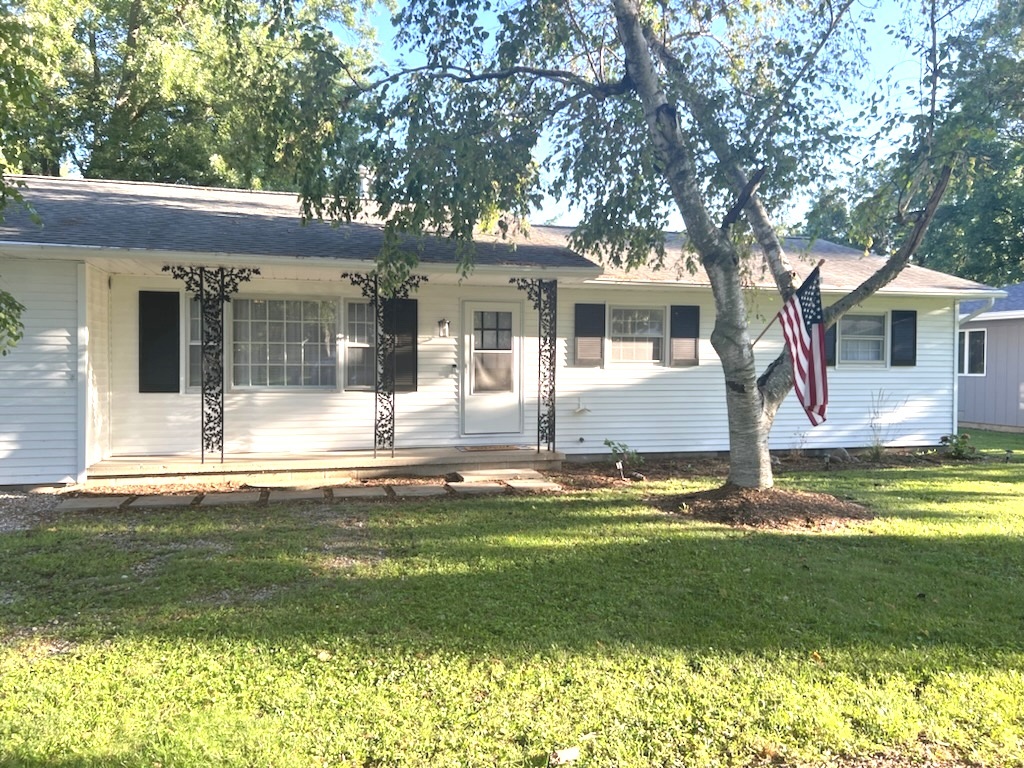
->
437 318 450 337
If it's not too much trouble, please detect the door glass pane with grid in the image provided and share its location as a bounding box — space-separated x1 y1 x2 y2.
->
473 310 513 393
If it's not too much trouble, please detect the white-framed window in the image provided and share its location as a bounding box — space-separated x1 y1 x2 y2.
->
609 307 665 362
838 314 885 363
230 298 338 388
345 301 376 389
187 297 202 389
958 328 986 375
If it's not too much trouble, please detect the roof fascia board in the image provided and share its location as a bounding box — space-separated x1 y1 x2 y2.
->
0 242 600 279
585 275 1002 300
960 309 1024 323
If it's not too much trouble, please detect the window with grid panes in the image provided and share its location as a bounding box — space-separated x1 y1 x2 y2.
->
609 307 664 362
346 301 376 389
188 297 202 388
231 299 337 388
838 314 885 363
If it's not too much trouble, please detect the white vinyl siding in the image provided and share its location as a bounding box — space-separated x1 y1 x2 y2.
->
85 265 111 467
107 276 470 455
0 259 80 484
556 289 957 456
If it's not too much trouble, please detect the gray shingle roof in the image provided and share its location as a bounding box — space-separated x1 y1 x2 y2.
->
961 282 1024 315
0 176 596 270
0 175 999 297
590 232 997 296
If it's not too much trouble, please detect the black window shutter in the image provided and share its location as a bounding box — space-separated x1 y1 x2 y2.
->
384 298 418 392
824 324 837 367
574 303 605 366
891 310 917 367
669 305 700 366
139 291 180 393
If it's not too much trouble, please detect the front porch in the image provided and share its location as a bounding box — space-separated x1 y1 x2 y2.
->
85 446 564 488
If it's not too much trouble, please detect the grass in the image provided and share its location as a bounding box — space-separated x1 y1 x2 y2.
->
1 431 1024 767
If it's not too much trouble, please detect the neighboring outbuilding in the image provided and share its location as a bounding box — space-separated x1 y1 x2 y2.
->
0 176 1002 485
958 283 1024 432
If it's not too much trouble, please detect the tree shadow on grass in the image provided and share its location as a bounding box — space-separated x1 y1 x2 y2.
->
2 494 1023 666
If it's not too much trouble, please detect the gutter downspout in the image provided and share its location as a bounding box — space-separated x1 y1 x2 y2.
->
959 297 996 326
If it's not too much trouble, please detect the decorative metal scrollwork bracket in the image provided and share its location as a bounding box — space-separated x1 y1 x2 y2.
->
343 271 427 457
511 278 557 452
163 265 259 462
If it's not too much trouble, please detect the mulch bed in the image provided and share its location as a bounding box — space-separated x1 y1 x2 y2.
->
658 485 873 530
548 449 977 530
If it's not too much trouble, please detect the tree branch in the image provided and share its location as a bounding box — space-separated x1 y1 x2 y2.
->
365 63 631 101
610 0 727 262
721 166 766 231
824 164 954 324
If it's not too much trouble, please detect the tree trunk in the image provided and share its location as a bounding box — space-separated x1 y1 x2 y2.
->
614 0 784 488
703 256 778 488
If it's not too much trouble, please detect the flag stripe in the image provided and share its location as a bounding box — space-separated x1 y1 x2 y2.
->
777 267 828 426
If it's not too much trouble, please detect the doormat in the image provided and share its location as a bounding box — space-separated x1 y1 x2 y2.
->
457 445 525 452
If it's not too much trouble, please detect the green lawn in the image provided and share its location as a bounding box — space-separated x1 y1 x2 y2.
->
2 431 1023 767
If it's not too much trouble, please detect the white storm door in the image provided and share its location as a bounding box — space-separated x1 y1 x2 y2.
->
462 302 523 435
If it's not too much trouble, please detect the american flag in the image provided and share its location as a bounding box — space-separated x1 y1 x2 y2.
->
778 266 828 425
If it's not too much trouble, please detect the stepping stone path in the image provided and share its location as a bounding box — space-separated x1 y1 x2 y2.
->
57 470 562 511
129 495 194 508
446 482 505 495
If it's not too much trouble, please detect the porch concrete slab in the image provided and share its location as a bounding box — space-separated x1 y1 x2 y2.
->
391 485 449 498
447 482 506 496
455 468 546 482
268 489 327 502
330 486 388 499
129 495 197 508
57 496 128 511
506 479 563 493
200 491 263 506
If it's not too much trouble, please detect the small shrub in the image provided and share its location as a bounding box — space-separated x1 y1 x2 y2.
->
866 442 886 462
603 439 644 468
940 432 977 459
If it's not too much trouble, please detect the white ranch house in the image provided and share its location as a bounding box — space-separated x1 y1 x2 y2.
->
0 176 1001 485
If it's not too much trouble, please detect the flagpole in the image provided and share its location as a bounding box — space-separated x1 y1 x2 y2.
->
752 260 825 348
751 315 778 347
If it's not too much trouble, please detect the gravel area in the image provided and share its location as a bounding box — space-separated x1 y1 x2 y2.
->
0 489 65 532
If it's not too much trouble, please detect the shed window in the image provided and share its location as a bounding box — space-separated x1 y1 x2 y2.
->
958 329 986 375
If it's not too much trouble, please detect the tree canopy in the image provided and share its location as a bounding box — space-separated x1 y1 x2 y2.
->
1 0 379 353
803 1 1023 286
4 0 377 189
